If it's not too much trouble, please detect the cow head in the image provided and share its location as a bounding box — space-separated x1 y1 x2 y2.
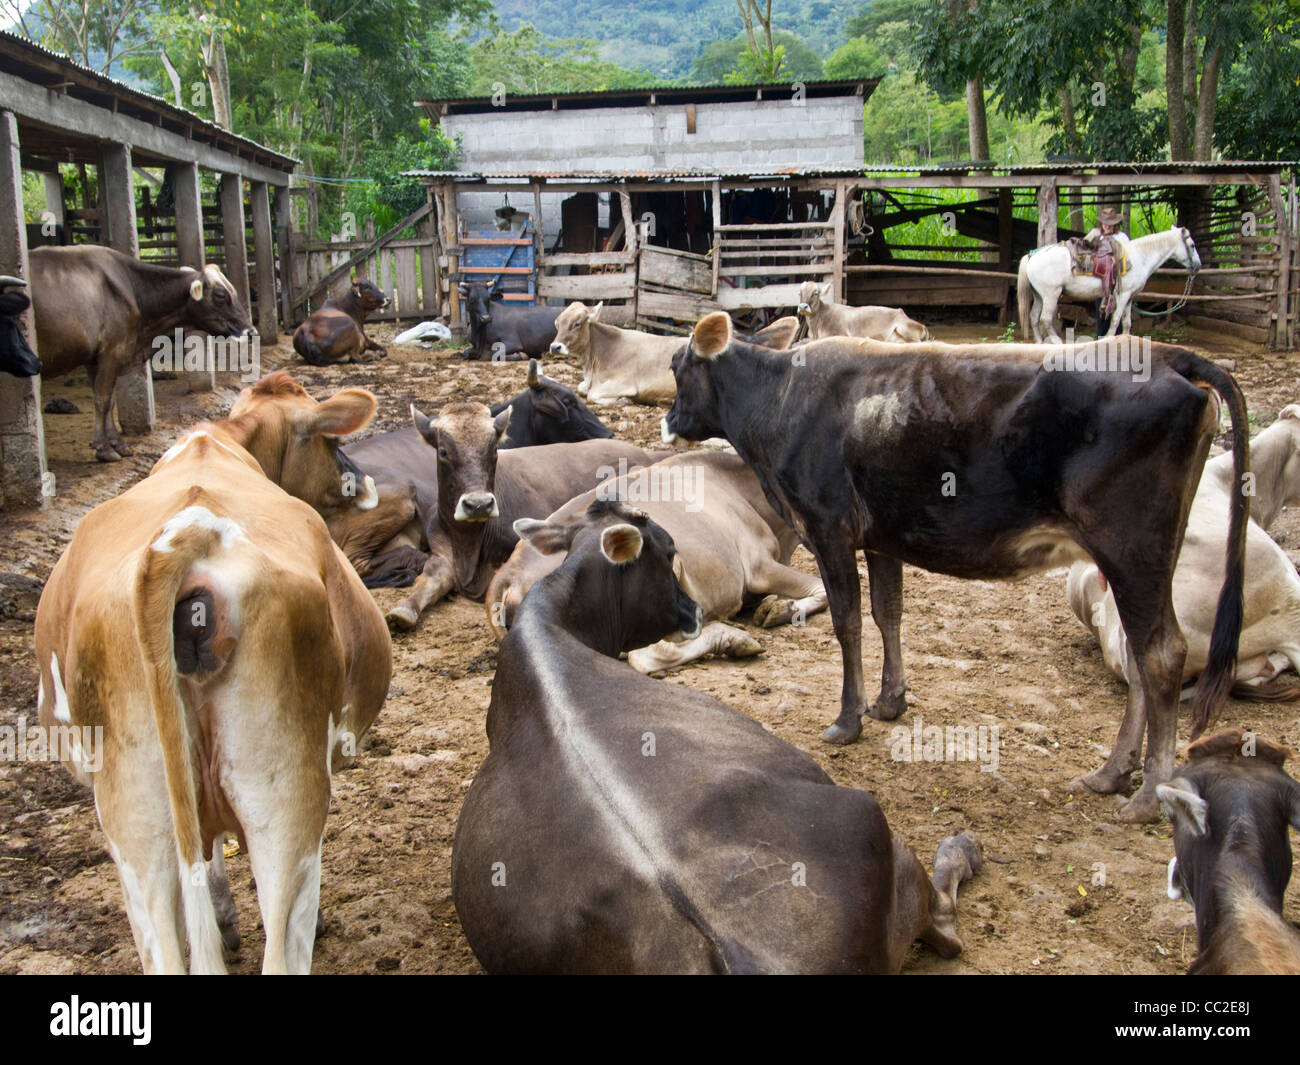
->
0 278 41 378
225 370 379 517
495 359 613 447
1157 728 1300 952
458 281 498 329
549 301 602 359
797 281 832 318
349 276 390 316
411 401 511 523
662 312 734 445
514 499 701 656
183 265 256 340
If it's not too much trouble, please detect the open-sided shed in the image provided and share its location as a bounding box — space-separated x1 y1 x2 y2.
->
0 29 296 510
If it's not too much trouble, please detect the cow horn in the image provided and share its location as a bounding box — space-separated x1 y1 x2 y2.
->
0 275 27 288
527 359 540 387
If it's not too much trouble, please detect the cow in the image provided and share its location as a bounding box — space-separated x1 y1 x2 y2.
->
458 280 560 362
29 245 255 462
1158 728 1300 974
662 316 1250 823
33 403 392 973
452 499 982 973
489 359 614 448
486 450 826 672
292 277 389 365
1069 404 1300 701
797 280 929 342
0 276 41 377
549 302 798 406
343 404 666 627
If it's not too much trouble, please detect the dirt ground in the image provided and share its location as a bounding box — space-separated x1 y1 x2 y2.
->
2 317 1298 975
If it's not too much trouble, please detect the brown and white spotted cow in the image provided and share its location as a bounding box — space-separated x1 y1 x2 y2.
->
34 394 391 974
293 277 389 365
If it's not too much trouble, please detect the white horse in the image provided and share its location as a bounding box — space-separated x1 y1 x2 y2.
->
1017 225 1201 343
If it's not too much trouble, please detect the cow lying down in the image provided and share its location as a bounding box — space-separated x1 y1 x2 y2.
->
292 277 389 365
1069 404 1300 701
797 280 929 342
1159 728 1300 974
487 451 826 671
452 500 982 973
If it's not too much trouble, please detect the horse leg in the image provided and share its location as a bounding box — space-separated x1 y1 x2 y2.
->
1041 289 1063 343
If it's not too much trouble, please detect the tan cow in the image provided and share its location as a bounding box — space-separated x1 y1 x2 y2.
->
486 451 827 671
797 280 929 343
34 396 392 974
1068 404 1300 699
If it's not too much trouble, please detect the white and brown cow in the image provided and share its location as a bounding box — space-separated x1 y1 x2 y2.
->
1069 404 1300 700
796 280 929 343
34 396 391 974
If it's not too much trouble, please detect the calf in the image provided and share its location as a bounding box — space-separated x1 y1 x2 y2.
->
489 359 614 448
1069 404 1300 700
459 280 560 361
1158 728 1300 974
293 277 389 365
343 405 665 627
452 499 981 973
797 280 929 342
34 410 391 973
663 316 1250 822
486 450 826 671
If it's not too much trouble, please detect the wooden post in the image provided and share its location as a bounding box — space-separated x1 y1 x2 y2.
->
831 181 847 303
1036 177 1058 247
42 171 64 235
418 186 440 317
274 185 294 328
250 181 277 343
710 179 722 298
167 162 214 390
1268 173 1289 351
99 142 154 435
219 173 251 313
619 188 637 318
997 186 1014 324
440 180 462 333
0 110 49 509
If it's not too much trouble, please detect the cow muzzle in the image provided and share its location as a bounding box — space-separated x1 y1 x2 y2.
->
549 342 568 356
660 416 679 446
665 603 702 643
455 492 499 522
797 303 811 315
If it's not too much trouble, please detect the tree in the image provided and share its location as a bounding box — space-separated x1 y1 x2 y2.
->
689 30 824 83
467 21 651 95
2 0 159 71
823 37 889 80
733 0 781 81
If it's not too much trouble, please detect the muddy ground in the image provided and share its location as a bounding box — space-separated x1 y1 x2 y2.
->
1 318 1298 975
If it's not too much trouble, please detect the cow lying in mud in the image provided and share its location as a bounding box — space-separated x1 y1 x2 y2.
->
1158 728 1300 974
30 246 255 461
343 403 664 629
1069 403 1300 701
663 318 1250 823
549 301 798 406
486 450 826 672
489 359 613 447
458 280 560 361
797 280 930 342
293 277 389 365
452 499 981 973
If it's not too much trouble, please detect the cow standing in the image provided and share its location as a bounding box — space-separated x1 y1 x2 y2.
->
30 246 255 462
453 500 981 973
663 316 1249 823
292 277 389 365
459 281 560 362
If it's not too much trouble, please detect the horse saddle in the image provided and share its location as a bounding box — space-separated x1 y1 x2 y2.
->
1064 238 1127 279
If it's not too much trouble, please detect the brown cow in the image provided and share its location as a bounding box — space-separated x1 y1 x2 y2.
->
1159 728 1300 974
30 245 255 462
293 277 389 365
34 405 392 973
797 280 929 342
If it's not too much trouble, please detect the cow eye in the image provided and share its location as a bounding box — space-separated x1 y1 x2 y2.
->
437 446 449 460
215 289 229 303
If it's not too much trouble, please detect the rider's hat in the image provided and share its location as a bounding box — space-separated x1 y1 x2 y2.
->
1097 206 1123 227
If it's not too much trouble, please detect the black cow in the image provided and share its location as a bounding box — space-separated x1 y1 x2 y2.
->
0 277 41 378
458 281 560 362
452 499 982 973
490 359 613 448
1158 727 1300 974
662 316 1250 823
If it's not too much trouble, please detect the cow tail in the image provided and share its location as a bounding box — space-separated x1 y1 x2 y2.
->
1016 258 1034 340
1175 352 1250 738
133 512 230 973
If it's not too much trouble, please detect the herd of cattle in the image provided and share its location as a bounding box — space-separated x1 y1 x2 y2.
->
9 244 1300 974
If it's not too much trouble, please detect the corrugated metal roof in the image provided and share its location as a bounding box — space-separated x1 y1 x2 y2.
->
859 161 1295 174
0 28 297 168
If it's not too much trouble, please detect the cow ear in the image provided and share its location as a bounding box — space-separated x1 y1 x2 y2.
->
820 282 832 299
1157 779 1208 837
493 405 512 439
457 283 469 297
588 302 603 322
600 523 643 564
513 517 573 555
1165 857 1183 900
310 388 376 437
1280 404 1300 422
411 404 437 444
490 289 505 302
527 359 541 388
691 311 732 361
190 278 204 301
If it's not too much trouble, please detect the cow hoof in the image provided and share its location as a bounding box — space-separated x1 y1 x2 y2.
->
109 440 133 457
386 605 419 632
1068 767 1132 796
724 633 762 658
753 594 793 628
868 692 907 721
1115 791 1161 824
93 444 123 463
821 713 863 745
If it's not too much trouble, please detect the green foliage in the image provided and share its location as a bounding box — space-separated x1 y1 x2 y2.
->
690 30 824 83
468 19 654 94
823 37 889 80
1217 0 1300 159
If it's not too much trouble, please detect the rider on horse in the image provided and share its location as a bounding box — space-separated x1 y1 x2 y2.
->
1083 206 1126 333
